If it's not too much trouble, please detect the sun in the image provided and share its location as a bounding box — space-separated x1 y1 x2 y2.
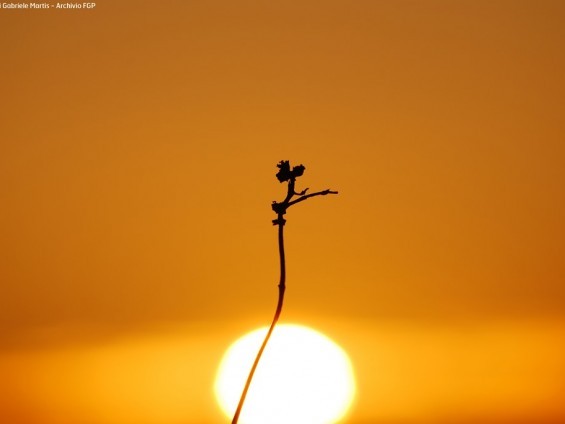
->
214 324 356 424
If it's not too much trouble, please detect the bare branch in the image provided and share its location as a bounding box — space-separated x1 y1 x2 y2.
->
231 161 337 424
287 189 338 208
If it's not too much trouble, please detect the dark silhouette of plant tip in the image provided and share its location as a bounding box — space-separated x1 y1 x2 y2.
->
275 160 305 182
231 160 338 424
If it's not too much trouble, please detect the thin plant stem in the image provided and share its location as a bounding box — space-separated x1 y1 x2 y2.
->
231 213 286 424
231 161 337 424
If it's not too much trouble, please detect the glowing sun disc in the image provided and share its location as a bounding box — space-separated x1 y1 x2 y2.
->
214 324 356 424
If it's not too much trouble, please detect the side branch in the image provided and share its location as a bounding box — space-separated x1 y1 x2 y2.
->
287 189 338 208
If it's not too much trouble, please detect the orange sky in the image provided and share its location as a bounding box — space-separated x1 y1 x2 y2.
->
1 1 564 423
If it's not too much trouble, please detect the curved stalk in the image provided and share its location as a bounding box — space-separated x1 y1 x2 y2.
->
231 214 286 424
231 161 337 423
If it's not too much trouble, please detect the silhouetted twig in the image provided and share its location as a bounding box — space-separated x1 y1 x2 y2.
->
231 160 338 424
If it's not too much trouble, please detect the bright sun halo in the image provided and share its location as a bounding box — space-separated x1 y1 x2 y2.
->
214 324 356 424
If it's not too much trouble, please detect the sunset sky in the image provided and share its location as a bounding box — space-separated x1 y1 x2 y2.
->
1 1 564 423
